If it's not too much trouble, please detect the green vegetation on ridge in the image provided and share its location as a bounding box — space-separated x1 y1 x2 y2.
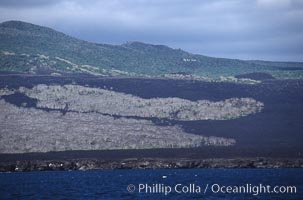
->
1 20 303 79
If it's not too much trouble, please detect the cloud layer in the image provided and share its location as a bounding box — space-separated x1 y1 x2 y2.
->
0 0 303 61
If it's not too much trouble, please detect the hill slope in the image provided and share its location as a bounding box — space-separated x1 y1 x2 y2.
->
1 20 303 78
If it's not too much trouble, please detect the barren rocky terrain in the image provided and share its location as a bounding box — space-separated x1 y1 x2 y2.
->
0 75 302 170
0 82 266 154
0 99 237 153
18 84 263 120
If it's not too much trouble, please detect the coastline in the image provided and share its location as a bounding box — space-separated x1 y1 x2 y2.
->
1 157 303 172
1 147 302 172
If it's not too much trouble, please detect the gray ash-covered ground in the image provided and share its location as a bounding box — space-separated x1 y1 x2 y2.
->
0 74 303 157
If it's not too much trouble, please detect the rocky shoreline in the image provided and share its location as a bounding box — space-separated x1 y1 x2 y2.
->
1 158 302 172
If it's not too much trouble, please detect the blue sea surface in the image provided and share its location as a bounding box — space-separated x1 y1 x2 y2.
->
0 169 302 199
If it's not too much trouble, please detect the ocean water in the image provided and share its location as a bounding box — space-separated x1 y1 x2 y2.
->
0 169 302 199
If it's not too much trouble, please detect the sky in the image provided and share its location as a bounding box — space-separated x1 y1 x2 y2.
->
0 0 303 61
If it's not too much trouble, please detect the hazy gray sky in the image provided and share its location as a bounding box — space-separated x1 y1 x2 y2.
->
0 0 303 61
